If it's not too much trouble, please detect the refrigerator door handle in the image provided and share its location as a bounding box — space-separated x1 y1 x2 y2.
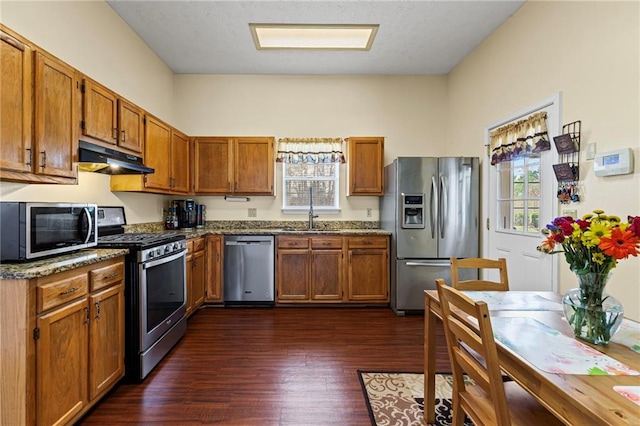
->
406 261 449 267
430 176 437 239
439 175 447 239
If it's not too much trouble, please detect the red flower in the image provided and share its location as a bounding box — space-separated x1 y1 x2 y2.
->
576 219 590 231
599 228 640 260
628 215 640 237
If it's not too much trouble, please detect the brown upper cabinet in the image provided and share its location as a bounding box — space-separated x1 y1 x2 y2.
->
1 26 78 184
193 136 274 195
347 136 384 196
81 77 144 154
111 115 189 194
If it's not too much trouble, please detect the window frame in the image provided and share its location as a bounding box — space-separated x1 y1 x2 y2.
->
281 162 341 214
495 154 541 235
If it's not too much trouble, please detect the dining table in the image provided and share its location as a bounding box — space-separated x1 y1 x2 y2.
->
423 290 640 425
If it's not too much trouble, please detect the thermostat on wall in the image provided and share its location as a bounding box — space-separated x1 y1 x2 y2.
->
593 148 634 177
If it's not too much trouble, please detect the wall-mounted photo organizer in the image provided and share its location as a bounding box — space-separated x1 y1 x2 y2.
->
552 120 581 203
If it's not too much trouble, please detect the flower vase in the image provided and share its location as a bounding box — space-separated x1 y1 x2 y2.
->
562 273 624 345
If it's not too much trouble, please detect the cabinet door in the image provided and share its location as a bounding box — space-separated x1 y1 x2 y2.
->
311 250 343 301
205 235 223 302
186 250 194 316
36 298 88 426
192 248 206 309
276 249 309 301
34 52 78 178
347 248 389 301
193 137 233 194
234 137 274 195
89 283 124 400
144 115 171 190
0 29 32 173
118 98 144 153
348 136 384 195
82 78 117 145
171 129 190 193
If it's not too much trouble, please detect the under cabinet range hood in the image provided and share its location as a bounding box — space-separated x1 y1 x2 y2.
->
78 140 154 174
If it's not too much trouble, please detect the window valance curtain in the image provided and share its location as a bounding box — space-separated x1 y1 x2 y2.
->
490 111 550 165
276 138 345 163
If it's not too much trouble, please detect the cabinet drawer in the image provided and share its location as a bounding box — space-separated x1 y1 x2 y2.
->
347 236 388 249
192 237 205 252
311 237 343 249
37 273 88 313
277 236 309 249
90 262 124 291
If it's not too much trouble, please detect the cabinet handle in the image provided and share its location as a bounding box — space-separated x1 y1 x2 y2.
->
104 272 119 279
95 302 101 319
121 130 126 142
59 286 79 295
25 148 32 166
112 127 118 140
192 259 197 268
84 306 90 324
40 151 47 168
216 253 220 262
322 242 331 246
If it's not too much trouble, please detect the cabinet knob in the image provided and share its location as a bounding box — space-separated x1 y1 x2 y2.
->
121 130 126 142
40 151 47 168
112 127 118 140
25 148 32 166
95 302 101 319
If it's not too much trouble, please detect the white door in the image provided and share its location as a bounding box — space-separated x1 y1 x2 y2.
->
483 95 561 292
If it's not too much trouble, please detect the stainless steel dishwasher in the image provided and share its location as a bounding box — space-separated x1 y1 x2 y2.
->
223 235 275 305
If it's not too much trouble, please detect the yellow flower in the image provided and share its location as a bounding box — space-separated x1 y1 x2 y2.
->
582 213 594 220
592 252 606 265
582 221 612 246
593 209 605 215
609 215 621 224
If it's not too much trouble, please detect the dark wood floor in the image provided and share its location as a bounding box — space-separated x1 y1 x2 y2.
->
79 306 450 425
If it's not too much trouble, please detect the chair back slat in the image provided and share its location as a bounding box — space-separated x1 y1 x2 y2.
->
451 257 509 291
436 279 512 426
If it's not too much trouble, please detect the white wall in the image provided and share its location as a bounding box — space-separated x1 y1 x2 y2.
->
173 74 448 221
447 1 640 320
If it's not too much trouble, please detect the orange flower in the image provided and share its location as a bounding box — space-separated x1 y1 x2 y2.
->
599 228 640 260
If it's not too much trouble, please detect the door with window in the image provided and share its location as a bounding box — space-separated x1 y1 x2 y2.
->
485 97 560 291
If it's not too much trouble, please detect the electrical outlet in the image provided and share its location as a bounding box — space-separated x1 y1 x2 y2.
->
248 208 257 218
562 209 577 219
586 143 596 160
366 208 372 218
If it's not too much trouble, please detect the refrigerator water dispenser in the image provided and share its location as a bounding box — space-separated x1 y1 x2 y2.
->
402 194 425 228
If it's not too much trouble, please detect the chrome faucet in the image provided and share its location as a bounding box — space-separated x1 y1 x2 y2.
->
308 186 318 230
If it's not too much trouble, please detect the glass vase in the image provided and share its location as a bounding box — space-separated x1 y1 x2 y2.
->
562 272 624 345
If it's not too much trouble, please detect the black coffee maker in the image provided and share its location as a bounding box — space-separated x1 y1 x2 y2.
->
174 199 196 230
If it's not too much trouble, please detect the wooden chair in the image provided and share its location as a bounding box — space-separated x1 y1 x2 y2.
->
436 279 563 426
450 257 509 291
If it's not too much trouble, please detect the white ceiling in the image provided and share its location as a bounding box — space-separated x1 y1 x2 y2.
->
106 0 525 75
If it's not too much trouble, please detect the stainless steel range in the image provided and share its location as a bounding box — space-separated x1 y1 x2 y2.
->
97 207 187 381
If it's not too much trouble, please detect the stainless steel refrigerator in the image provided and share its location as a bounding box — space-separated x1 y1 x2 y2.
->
380 157 480 315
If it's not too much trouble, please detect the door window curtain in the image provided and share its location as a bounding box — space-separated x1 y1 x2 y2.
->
276 138 345 163
490 111 550 165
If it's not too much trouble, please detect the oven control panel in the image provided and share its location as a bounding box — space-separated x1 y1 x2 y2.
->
140 239 187 262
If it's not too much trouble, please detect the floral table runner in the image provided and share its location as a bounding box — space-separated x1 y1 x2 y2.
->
463 291 562 311
613 386 640 406
610 319 640 353
490 317 639 375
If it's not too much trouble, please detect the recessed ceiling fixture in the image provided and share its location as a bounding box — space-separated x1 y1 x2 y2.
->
249 24 378 50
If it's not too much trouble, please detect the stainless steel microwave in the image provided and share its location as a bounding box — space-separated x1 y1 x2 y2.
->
0 202 98 262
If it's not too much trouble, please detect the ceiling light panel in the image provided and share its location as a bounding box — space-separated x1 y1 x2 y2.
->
250 24 378 50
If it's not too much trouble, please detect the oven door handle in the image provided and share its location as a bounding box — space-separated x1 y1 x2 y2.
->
143 249 186 269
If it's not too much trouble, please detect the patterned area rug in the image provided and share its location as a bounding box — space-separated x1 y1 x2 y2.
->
357 371 474 426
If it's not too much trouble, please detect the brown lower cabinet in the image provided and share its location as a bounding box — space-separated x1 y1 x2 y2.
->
204 234 223 302
276 235 389 304
0 256 125 426
186 237 206 316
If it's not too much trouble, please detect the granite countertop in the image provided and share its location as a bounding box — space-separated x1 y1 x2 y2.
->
0 248 129 280
175 228 392 239
126 220 391 239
